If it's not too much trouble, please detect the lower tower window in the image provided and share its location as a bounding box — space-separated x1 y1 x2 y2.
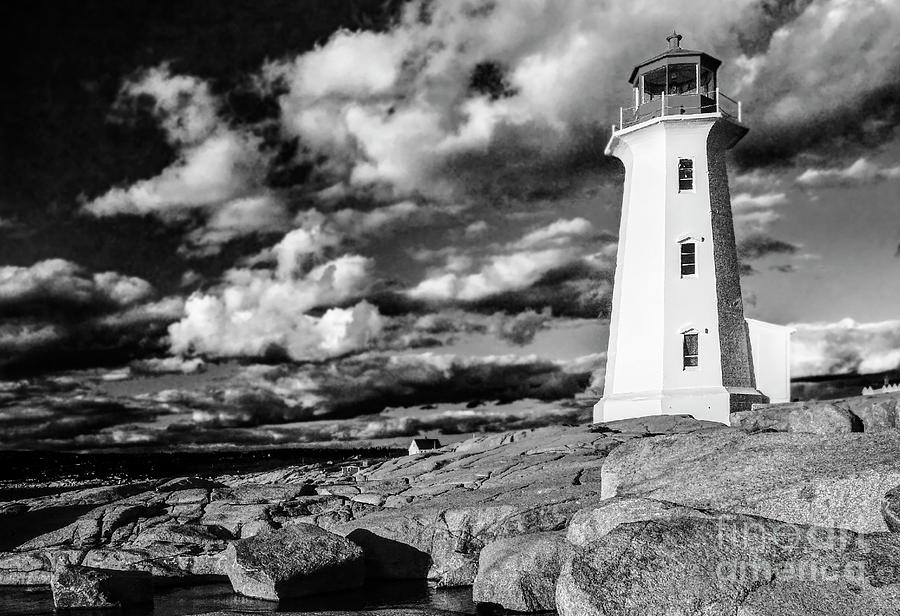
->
683 332 699 368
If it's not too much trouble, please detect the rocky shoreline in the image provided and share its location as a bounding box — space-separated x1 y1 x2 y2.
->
2 392 900 614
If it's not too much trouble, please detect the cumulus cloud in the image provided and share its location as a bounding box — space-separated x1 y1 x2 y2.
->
254 0 900 202
791 318 900 377
0 259 153 314
796 158 900 189
262 0 770 199
168 248 383 361
735 1 900 121
406 217 614 316
82 66 283 253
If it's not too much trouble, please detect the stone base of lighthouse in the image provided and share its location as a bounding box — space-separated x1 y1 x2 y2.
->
593 386 767 425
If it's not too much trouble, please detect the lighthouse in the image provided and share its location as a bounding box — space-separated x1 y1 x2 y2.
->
595 33 768 425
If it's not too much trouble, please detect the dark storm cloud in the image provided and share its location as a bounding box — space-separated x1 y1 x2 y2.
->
0 352 600 449
0 260 182 377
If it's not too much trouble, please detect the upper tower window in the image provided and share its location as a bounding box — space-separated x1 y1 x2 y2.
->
678 158 694 191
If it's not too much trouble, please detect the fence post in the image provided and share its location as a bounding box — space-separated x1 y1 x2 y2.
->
620 106 624 129
738 101 742 123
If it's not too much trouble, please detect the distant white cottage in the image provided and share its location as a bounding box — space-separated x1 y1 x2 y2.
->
408 438 441 455
595 33 792 426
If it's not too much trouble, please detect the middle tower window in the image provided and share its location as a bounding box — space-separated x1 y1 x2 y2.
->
680 242 696 277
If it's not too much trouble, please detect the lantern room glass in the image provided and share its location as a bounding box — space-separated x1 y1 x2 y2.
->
667 64 696 94
640 62 714 103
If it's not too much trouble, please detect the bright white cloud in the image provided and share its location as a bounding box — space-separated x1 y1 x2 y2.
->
465 220 489 237
168 251 382 361
796 158 900 189
791 318 900 377
82 66 279 253
84 130 269 219
732 192 788 210
122 65 219 145
732 191 790 234
132 356 205 375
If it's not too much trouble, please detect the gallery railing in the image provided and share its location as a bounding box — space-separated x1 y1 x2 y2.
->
613 88 743 132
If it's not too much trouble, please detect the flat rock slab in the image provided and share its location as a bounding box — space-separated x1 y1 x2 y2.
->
472 531 571 612
223 523 364 601
556 513 900 616
50 561 153 609
601 429 900 533
737 580 900 616
566 496 711 546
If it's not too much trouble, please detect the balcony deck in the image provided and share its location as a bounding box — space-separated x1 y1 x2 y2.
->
613 88 742 134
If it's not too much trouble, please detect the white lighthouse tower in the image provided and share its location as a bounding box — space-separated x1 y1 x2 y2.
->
595 33 767 425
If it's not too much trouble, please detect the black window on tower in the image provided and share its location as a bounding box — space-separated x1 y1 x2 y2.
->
683 333 699 368
678 158 694 191
680 242 696 277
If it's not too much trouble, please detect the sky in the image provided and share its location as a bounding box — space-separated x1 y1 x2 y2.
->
1 0 900 449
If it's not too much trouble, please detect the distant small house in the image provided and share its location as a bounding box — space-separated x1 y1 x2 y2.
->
341 465 361 477
408 438 441 455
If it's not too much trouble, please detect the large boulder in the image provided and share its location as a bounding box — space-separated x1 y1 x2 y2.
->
556 513 900 616
839 394 900 432
222 523 364 601
50 561 153 609
472 531 571 612
732 402 860 434
601 429 900 532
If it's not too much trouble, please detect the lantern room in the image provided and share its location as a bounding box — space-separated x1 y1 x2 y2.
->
619 32 740 128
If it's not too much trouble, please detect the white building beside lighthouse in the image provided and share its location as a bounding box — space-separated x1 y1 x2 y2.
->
595 33 791 425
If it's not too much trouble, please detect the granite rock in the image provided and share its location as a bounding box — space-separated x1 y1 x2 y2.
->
601 429 900 532
50 560 153 609
556 513 900 616
222 523 364 601
472 531 571 612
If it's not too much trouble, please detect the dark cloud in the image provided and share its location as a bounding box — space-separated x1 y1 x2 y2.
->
0 260 182 378
0 351 599 449
736 233 798 261
490 309 552 345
